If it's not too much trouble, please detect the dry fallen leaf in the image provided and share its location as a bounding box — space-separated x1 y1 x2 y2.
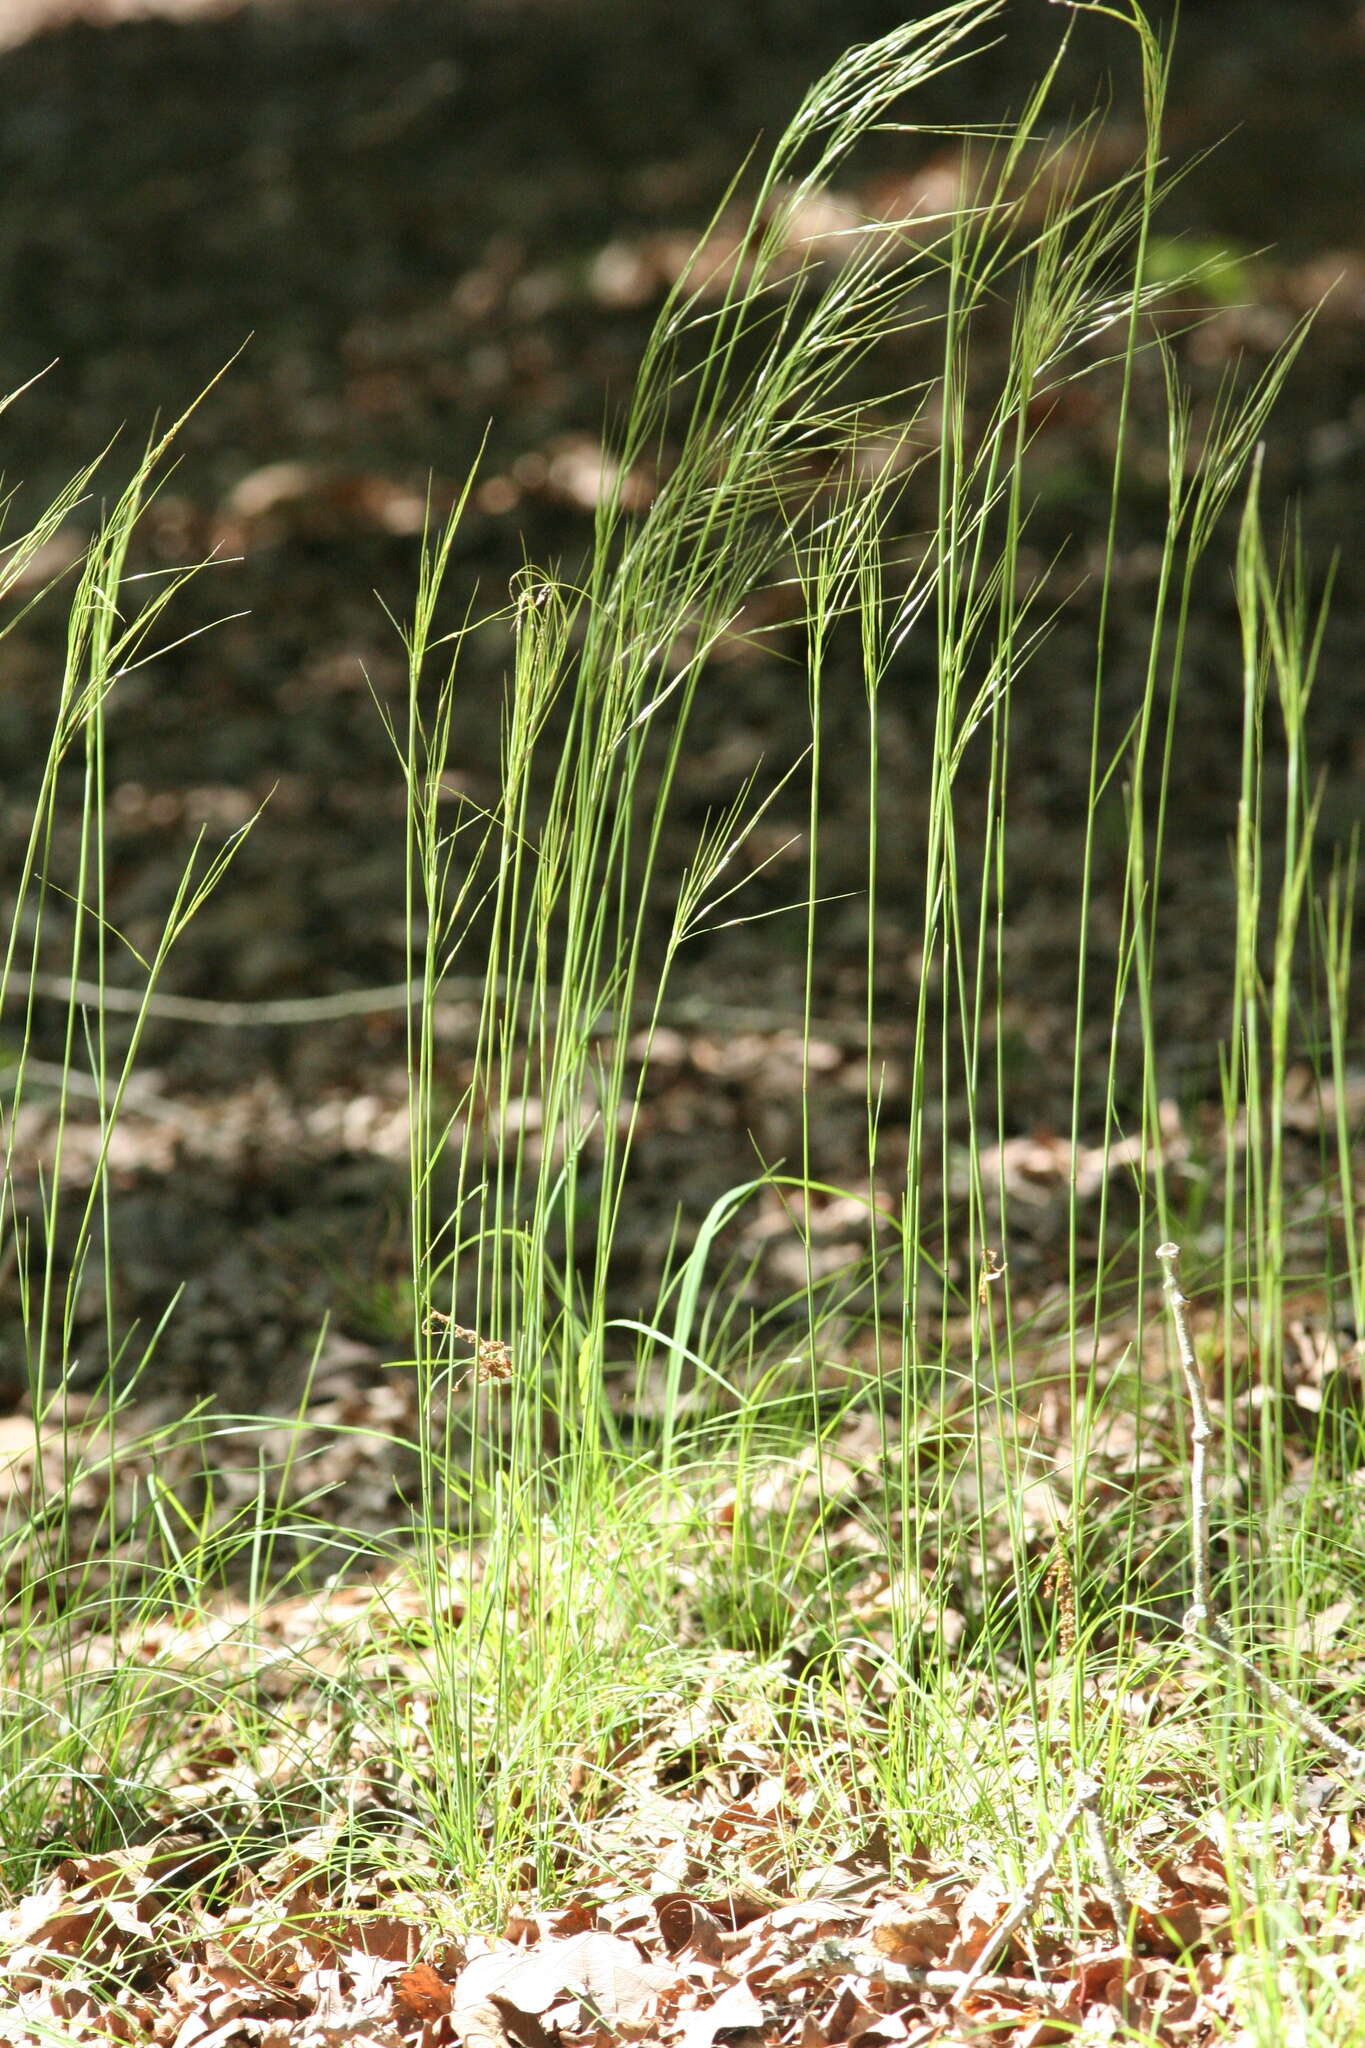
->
394 1959 454 2022
450 1996 519 2048
677 1976 766 2048
947 1878 1012 1970
868 1892 959 1968
656 1893 727 1962
455 1929 673 2029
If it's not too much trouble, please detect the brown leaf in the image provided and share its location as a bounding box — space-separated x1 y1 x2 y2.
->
1061 1947 1158 2034
394 1960 454 2021
868 1894 958 1968
1160 1856 1229 1901
505 1902 599 1944
947 1879 1011 1968
824 1983 885 2043
677 1978 766 2048
764 1901 864 1946
655 1893 726 1962
1012 2013 1071 2048
456 1931 672 2028
488 1993 558 2048
847 2015 925 2048
450 1995 519 2048
795 1828 891 1902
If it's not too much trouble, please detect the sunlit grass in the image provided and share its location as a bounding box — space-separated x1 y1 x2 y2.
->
0 0 1360 2035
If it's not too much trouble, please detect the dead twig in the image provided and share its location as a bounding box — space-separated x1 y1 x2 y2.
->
950 1774 1117 2007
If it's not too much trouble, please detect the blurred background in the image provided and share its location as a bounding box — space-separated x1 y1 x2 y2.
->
1 0 1362 1410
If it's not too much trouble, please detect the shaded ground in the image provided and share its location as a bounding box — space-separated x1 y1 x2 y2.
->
2 19 1365 2038
1 0 1363 1409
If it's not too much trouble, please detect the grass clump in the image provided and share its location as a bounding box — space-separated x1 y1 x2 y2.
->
0 2 1361 2041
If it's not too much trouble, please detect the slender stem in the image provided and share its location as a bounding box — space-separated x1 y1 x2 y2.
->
1080 1780 1131 1948
1156 1241 1365 1779
1156 1241 1215 1631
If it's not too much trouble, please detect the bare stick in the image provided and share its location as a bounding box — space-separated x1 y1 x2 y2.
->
1155 1241 1217 1633
1156 1241 1365 1780
27 972 433 1027
23 972 869 1044
1079 1779 1130 1947
798 1779 1128 2013
777 1946 1060 2001
949 1776 1097 2006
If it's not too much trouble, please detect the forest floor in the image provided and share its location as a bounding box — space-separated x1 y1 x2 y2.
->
1 3 1364 2043
1 0 1362 1411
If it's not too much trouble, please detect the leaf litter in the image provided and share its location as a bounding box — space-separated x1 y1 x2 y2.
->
3 1259 1365 2044
4 1797 1357 2048
3 1471 1365 2048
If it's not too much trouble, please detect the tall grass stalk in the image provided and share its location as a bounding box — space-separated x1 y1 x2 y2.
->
0 3 1359 2029
381 0 1360 1915
0 411 297 1897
